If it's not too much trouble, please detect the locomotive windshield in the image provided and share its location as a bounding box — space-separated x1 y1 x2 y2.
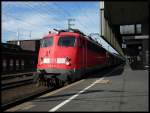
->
40 37 53 47
58 36 75 47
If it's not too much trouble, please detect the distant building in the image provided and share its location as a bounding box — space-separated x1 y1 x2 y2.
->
7 39 40 52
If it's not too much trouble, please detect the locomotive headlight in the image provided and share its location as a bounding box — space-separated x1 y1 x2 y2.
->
65 57 71 66
65 61 71 66
56 57 71 65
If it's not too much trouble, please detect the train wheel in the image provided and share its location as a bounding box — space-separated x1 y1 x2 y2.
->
82 74 86 79
54 78 60 88
35 78 41 87
64 76 71 86
59 79 64 86
63 81 69 86
46 78 51 88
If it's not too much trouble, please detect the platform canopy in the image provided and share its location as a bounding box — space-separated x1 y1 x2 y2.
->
104 1 148 25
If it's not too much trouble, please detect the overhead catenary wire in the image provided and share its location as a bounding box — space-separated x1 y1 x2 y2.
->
53 2 89 30
24 2 90 31
3 2 91 31
3 13 45 28
2 3 54 39
77 3 98 28
2 2 53 29
2 2 99 40
23 2 64 23
22 2 68 31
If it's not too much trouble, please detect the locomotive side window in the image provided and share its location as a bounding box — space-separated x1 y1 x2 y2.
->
58 36 76 47
40 37 53 47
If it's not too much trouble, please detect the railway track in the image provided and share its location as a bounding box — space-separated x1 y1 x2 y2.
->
1 72 45 110
1 71 65 111
2 79 33 90
1 72 36 90
1 83 64 111
2 72 35 80
2 87 49 111
1 65 124 111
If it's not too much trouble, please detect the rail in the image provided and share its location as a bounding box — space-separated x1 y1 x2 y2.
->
1 72 37 90
2 72 35 80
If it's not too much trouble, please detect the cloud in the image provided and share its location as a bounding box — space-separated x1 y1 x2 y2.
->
71 7 100 35
2 2 100 42
2 2 54 9
2 2 118 54
2 11 68 40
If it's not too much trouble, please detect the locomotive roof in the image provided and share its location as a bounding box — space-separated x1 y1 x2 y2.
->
43 30 105 50
43 28 84 39
42 30 124 60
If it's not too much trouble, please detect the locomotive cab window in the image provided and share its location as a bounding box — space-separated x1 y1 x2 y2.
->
58 36 76 47
40 37 53 47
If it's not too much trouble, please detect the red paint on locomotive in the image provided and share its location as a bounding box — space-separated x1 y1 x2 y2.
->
36 29 124 84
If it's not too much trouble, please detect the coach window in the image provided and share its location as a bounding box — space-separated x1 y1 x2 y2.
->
58 36 76 47
40 37 53 47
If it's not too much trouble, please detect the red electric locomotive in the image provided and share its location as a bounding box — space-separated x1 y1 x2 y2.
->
34 28 124 87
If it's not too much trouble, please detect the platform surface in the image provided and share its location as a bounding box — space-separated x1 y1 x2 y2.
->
6 65 149 112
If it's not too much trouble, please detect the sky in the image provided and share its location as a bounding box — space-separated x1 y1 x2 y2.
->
2 1 119 54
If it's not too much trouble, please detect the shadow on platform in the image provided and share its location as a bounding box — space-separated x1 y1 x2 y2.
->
33 89 125 102
85 64 125 79
34 88 147 102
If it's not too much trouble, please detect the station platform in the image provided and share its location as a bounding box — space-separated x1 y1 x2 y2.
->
6 64 149 112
